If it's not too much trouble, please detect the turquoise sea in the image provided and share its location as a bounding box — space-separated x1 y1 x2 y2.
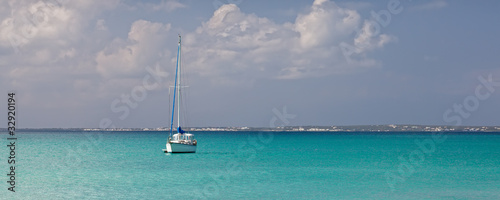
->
2 131 500 199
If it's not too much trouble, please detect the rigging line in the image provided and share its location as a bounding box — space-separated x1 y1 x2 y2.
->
168 87 171 132
170 35 181 136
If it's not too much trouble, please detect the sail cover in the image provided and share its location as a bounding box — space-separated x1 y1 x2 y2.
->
177 126 185 134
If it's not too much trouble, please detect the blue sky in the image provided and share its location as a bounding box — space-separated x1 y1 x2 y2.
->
1 0 499 128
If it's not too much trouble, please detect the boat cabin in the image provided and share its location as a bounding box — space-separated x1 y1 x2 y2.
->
172 133 195 141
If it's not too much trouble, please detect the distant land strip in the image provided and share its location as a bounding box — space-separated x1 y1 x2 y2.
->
1 125 500 132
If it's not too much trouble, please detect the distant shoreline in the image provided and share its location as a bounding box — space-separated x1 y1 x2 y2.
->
2 125 500 132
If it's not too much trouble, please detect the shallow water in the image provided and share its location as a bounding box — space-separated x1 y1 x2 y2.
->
2 131 499 199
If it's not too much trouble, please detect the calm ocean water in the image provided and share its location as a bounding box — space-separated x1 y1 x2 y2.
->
2 131 500 199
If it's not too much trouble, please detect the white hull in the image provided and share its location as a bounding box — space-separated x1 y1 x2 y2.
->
164 142 196 153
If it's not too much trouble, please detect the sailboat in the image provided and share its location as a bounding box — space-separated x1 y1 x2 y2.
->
163 35 197 153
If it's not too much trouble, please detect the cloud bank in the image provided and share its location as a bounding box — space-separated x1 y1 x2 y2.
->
184 0 394 81
0 0 395 127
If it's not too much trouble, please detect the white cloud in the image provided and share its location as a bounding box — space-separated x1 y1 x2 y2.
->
95 20 172 79
184 0 394 81
0 0 119 50
294 0 360 49
95 19 107 31
354 20 395 52
0 0 121 113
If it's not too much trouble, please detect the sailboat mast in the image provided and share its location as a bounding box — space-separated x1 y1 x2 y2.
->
170 35 181 136
177 35 181 129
